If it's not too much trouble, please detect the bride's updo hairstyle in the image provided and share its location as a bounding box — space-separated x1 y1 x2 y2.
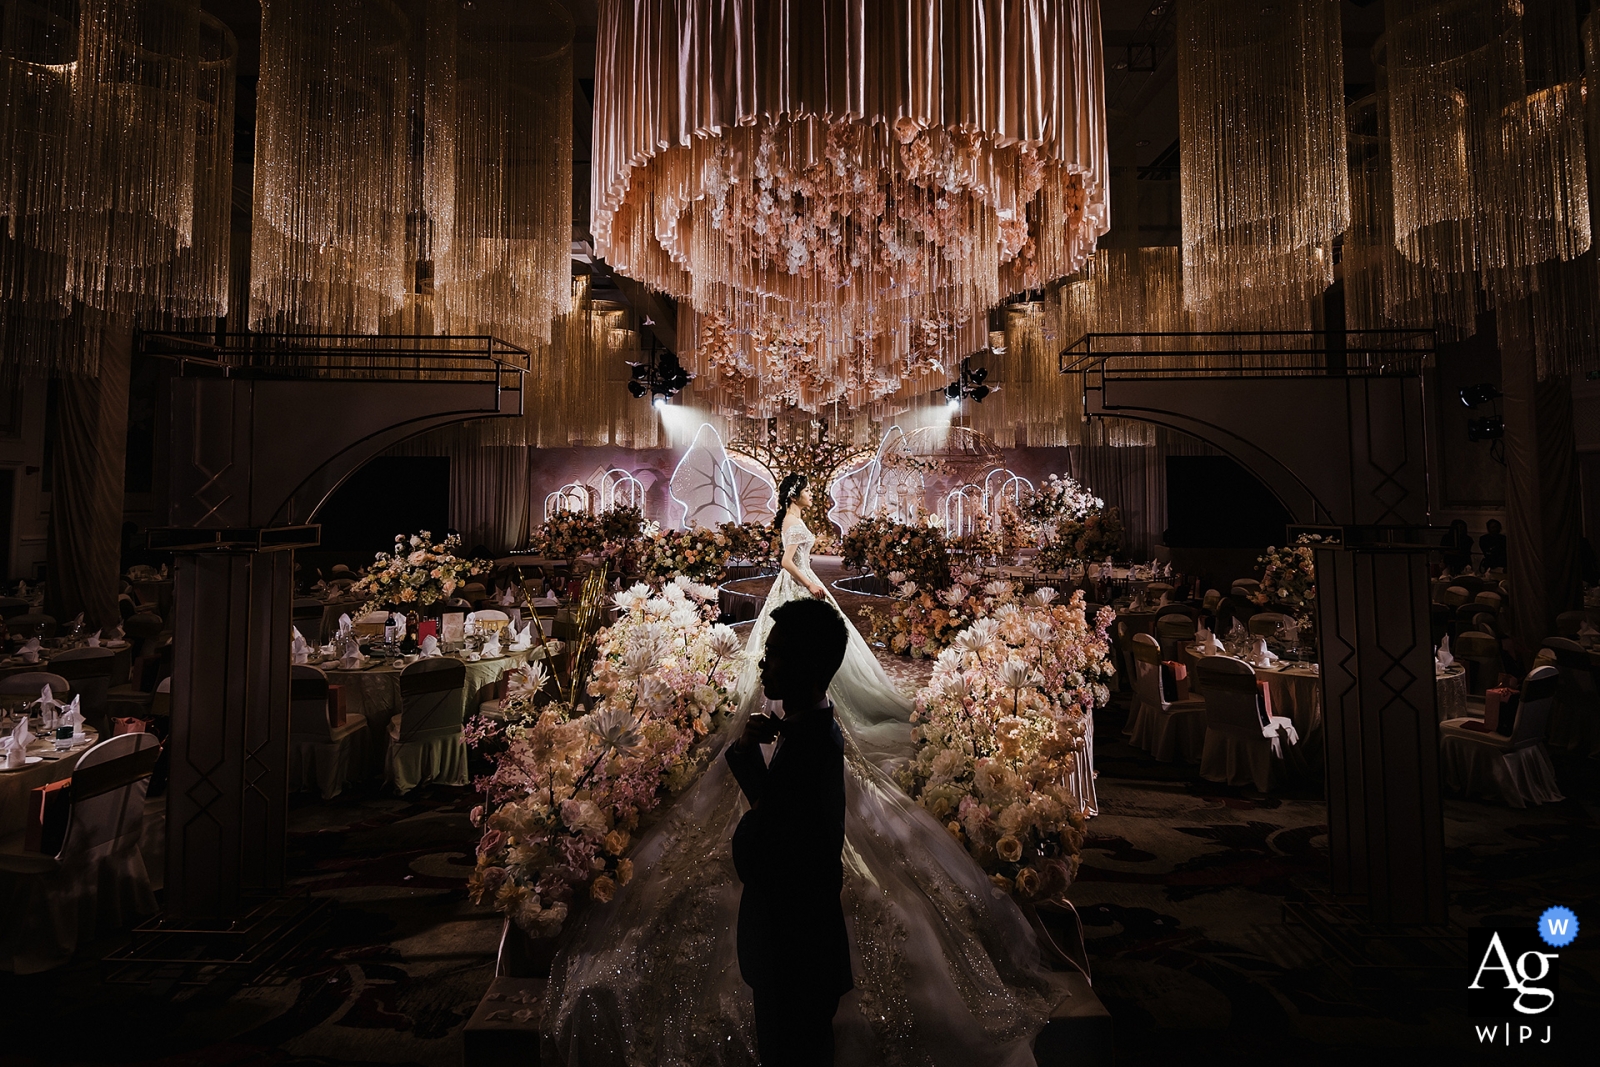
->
774 473 808 542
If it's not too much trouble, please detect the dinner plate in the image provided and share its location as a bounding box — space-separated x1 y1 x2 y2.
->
0 755 44 770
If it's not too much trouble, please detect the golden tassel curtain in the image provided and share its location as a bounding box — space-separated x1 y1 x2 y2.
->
594 0 1109 416
1177 0 1347 330
250 0 410 334
427 0 573 352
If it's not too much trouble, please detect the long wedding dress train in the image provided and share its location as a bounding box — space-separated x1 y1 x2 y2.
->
544 522 1053 1066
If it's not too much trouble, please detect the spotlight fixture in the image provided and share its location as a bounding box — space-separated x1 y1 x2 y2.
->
624 337 693 407
1459 382 1502 408
1467 415 1504 441
943 355 995 408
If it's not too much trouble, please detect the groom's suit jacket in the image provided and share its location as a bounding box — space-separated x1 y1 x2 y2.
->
726 706 853 998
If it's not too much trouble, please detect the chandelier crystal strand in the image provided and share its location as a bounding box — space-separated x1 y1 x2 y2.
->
1385 0 1526 279
431 0 573 352
49 0 202 313
148 12 235 319
1346 92 1479 338
1176 0 1348 329
592 0 1109 416
251 0 411 334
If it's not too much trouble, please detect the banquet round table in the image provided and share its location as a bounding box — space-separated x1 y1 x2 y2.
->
319 648 540 737
0 725 101 839
0 643 135 687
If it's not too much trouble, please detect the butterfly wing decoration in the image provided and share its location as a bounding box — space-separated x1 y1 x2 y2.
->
827 456 875 532
670 423 741 528
725 453 778 524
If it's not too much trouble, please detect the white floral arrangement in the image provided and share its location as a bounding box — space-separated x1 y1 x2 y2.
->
899 589 1116 901
467 577 744 937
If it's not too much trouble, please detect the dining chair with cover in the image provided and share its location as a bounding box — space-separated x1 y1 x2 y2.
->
1441 586 1471 608
0 732 160 972
289 665 370 799
1438 666 1563 808
473 609 511 633
1541 638 1599 757
1230 578 1261 596
1554 610 1585 637
48 648 116 737
386 658 469 793
1195 655 1298 792
1202 589 1222 612
1127 634 1206 763
7 613 55 639
292 598 327 644
1154 613 1197 660
1453 631 1503 696
1213 596 1259 637
0 672 70 699
1248 612 1291 638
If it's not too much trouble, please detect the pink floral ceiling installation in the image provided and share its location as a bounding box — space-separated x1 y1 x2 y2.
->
592 0 1110 416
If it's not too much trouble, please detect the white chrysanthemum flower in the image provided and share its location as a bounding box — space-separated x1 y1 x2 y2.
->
1029 586 1059 607
613 585 650 613
958 570 982 586
508 662 550 700
687 581 720 603
934 647 963 673
621 644 656 680
971 618 1000 642
993 603 1022 623
1028 619 1055 644
708 624 743 659
940 584 968 606
669 604 700 630
999 658 1034 691
954 628 993 656
586 706 641 755
897 581 918 599
636 676 674 712
887 570 908 585
983 580 1013 598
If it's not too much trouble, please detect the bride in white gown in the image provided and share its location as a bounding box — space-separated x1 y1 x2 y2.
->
544 476 1054 1065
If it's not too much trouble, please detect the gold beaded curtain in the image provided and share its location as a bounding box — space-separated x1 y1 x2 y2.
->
427 0 573 351
1378 0 1596 376
594 0 1109 417
1176 0 1347 331
250 0 411 334
1 0 236 375
468 277 679 449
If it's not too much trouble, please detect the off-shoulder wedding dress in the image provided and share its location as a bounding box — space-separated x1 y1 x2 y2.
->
544 519 1053 1066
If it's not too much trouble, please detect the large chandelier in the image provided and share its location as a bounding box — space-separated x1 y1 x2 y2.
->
1177 0 1348 328
593 0 1109 415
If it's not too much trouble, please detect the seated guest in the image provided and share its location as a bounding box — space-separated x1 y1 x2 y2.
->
1439 519 1473 573
1478 519 1507 571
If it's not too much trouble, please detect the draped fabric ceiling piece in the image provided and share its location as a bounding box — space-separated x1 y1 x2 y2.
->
1177 0 1348 329
593 0 1109 417
251 0 411 334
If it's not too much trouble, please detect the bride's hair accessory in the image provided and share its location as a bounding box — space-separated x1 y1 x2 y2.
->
774 473 809 540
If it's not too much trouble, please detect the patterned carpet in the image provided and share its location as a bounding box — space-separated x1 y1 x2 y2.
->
4 571 1596 1064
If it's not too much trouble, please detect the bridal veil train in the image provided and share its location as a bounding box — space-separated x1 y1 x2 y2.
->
543 516 1055 1065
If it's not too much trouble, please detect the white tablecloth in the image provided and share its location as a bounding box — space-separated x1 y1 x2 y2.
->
0 727 101 839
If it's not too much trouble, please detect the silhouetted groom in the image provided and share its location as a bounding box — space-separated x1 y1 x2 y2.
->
726 598 853 1066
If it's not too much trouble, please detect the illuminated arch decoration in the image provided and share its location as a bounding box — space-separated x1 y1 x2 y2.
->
941 485 985 537
543 481 590 520
724 453 779 525
597 468 646 513
982 469 1034 529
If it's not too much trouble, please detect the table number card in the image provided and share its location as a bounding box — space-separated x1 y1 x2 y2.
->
441 613 465 647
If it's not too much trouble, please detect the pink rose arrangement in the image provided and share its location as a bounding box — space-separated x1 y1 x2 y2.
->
351 531 487 614
898 589 1116 901
467 577 745 937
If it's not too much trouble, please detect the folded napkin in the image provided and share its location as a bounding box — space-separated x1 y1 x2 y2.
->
1251 636 1278 668
86 630 101 647
13 580 26 597
69 612 84 630
35 683 64 725
60 695 85 740
291 626 310 665
5 715 32 768
339 648 363 669
105 623 125 642
1435 636 1455 671
337 613 353 636
482 630 502 658
509 620 532 651
498 586 516 606
1195 625 1218 653
419 635 441 657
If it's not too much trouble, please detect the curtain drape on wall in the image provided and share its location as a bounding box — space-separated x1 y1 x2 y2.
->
46 323 132 630
1067 425 1218 559
386 425 530 556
